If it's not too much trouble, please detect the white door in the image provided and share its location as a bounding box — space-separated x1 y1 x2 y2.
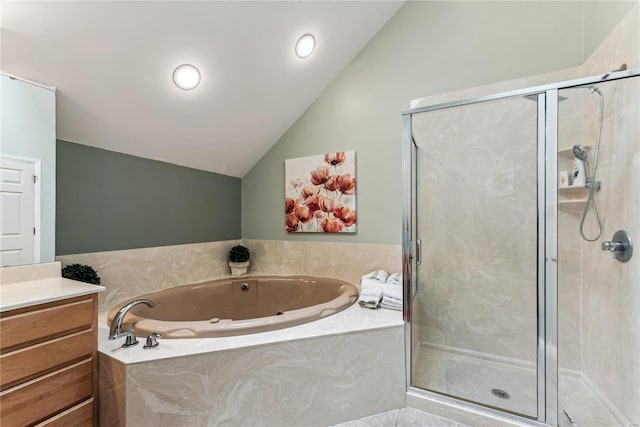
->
1 157 36 267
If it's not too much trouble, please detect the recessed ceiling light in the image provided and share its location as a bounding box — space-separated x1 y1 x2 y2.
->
172 64 201 90
295 34 316 59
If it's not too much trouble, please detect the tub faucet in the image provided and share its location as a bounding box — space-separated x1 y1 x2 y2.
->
109 299 156 348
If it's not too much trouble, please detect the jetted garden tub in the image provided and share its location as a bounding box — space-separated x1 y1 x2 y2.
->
107 275 359 338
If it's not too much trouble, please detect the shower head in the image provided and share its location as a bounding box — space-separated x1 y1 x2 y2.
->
572 145 589 161
573 144 592 184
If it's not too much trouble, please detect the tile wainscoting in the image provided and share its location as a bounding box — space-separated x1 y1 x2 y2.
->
99 323 405 427
60 239 404 426
57 239 401 311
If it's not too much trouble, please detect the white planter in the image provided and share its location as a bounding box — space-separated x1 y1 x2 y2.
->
229 261 250 277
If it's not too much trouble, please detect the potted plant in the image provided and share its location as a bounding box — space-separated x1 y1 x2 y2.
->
228 245 250 277
61 263 101 285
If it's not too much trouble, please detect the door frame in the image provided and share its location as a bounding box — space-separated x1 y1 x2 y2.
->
1 154 42 264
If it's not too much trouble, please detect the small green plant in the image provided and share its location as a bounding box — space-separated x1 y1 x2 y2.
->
61 263 101 285
229 245 250 263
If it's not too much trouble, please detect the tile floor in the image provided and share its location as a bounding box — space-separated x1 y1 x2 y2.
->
333 408 469 427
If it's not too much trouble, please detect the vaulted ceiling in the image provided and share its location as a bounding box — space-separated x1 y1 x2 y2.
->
1 1 403 177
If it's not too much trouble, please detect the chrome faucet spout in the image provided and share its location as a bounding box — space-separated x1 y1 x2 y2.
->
109 299 156 347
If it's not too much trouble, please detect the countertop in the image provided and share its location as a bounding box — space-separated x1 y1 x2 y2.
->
0 262 105 312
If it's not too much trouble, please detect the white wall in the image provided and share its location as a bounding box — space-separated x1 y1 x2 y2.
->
241 1 635 244
0 74 56 262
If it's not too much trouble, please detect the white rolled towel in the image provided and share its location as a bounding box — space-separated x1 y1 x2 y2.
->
357 278 384 309
386 272 402 287
380 296 402 311
382 285 402 302
361 269 389 283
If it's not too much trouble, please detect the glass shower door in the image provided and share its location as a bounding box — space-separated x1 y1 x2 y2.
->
409 95 541 418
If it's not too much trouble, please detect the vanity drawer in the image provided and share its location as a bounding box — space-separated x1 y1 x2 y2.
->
0 358 93 427
35 398 94 427
0 297 94 352
0 329 93 389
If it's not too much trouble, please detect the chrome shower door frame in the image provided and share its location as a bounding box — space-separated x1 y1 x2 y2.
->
401 68 640 427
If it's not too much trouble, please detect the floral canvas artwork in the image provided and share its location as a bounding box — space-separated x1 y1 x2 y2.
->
285 151 356 233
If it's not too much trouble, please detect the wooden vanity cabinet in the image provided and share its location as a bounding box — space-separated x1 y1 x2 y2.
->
0 294 98 426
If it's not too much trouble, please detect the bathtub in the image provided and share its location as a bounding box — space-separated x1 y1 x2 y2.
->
107 275 358 338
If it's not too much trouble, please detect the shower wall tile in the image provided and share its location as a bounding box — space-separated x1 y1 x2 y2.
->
58 240 401 311
578 4 640 424
557 211 583 372
102 326 405 427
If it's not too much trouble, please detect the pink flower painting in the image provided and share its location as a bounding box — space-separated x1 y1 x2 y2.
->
285 151 357 233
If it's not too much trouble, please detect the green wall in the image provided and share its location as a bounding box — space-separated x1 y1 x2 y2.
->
241 1 636 245
57 140 240 255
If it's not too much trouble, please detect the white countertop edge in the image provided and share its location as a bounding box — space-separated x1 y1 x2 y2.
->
0 277 105 312
98 303 404 365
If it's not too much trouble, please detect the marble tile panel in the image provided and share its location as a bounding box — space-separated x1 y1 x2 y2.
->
577 9 640 423
59 239 401 313
57 240 243 310
98 352 127 427
559 374 625 427
244 239 402 289
117 327 405 427
557 210 583 372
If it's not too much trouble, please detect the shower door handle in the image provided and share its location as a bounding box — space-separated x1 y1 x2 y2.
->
416 239 422 265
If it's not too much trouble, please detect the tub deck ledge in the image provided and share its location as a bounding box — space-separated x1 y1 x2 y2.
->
98 303 403 365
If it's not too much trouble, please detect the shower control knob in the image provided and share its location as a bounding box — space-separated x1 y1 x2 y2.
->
601 230 633 263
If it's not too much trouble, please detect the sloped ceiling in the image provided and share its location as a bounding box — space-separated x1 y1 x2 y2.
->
1 1 403 177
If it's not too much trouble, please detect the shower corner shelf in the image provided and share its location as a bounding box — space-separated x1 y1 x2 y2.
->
559 199 587 214
557 146 591 214
559 185 588 213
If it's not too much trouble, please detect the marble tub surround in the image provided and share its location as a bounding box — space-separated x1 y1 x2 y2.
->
98 305 404 427
0 261 105 311
58 239 400 312
57 239 243 310
244 239 401 288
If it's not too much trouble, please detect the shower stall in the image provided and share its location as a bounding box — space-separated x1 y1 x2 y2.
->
401 68 639 426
